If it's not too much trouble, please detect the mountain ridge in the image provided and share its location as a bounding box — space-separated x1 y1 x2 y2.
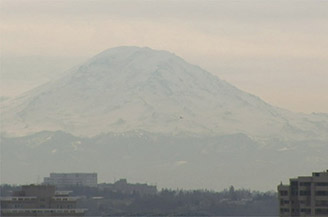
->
1 129 327 189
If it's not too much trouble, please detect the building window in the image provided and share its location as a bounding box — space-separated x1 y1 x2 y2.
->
280 199 290 205
300 182 311 186
316 191 328 196
291 181 298 186
280 208 290 213
316 182 328 186
300 190 311 196
315 208 328 215
280 190 288 196
316 200 328 206
300 208 311 214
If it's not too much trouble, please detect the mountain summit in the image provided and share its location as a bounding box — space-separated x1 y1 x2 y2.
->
1 46 327 139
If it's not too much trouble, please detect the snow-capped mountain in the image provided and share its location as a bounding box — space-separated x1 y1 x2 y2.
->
1 46 327 189
1 46 328 140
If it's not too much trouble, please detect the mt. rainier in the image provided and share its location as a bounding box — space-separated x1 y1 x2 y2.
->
2 46 328 189
1 46 327 140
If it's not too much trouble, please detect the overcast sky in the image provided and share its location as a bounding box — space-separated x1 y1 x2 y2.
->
1 0 328 113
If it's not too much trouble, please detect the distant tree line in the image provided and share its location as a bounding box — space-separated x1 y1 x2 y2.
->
0 184 278 216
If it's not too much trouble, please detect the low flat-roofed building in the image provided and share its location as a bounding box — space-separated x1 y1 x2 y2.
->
278 170 328 217
0 184 86 216
43 173 97 188
98 178 157 195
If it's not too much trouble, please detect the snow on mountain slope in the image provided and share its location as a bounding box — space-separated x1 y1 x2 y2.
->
1 46 327 140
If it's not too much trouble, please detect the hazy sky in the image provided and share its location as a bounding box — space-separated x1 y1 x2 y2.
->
1 0 328 113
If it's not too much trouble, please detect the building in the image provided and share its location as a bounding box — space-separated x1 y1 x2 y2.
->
98 179 157 195
43 173 97 188
0 184 86 216
278 170 328 217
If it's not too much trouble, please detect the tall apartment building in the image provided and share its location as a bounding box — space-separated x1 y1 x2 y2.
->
0 185 86 216
278 170 328 217
43 173 97 188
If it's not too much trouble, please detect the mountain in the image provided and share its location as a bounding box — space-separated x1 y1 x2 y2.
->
1 46 327 190
1 46 328 140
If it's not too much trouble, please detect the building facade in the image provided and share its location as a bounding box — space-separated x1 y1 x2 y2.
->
43 173 97 188
278 170 328 217
0 185 86 216
98 179 157 195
